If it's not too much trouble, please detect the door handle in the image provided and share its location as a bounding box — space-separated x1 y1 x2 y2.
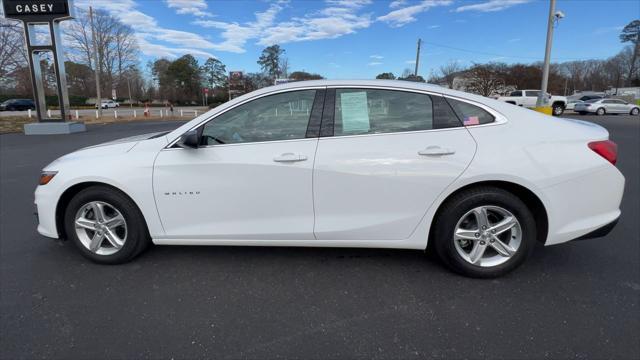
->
273 153 308 162
418 146 456 156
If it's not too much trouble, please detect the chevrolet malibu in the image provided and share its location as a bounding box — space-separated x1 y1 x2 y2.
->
34 80 625 277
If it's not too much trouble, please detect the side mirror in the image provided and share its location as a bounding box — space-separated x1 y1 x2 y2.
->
176 129 200 149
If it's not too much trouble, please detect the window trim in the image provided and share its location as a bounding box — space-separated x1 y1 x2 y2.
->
165 86 326 149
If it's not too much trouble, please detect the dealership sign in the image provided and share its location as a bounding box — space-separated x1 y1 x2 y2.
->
2 0 73 21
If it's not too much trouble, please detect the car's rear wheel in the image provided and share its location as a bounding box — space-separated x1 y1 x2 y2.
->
596 107 606 116
432 187 536 278
64 186 150 264
631 108 639 116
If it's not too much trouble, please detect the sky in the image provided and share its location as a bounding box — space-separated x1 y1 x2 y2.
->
9 0 640 79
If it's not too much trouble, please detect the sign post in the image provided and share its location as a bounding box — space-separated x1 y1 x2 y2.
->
2 0 86 134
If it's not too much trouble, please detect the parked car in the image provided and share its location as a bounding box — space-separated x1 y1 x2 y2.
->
95 100 119 109
34 80 624 278
578 95 603 102
497 90 567 116
0 99 36 111
574 98 640 115
565 99 583 111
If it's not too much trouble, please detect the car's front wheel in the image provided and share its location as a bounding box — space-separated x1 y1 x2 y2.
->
64 186 150 264
432 187 536 278
596 107 606 116
631 107 639 116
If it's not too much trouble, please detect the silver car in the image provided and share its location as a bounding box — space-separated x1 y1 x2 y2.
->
574 98 640 115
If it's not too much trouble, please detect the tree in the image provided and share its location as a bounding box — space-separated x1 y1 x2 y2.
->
200 57 227 89
64 9 139 97
620 20 640 85
463 63 504 97
439 61 464 88
167 54 202 104
257 45 285 80
289 71 324 81
375 72 395 80
244 72 272 92
0 19 28 91
279 57 289 79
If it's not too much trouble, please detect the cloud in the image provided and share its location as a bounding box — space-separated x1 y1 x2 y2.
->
508 38 520 42
165 0 213 18
195 0 372 52
370 54 384 59
73 0 219 58
389 0 407 8
377 0 452 28
454 0 531 13
405 60 416 64
429 25 441 29
593 25 624 35
368 61 383 66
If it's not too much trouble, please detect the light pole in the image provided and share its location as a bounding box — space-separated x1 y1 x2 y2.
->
536 0 565 108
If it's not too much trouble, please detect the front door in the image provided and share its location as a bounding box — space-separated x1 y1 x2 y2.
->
313 88 479 240
153 89 322 240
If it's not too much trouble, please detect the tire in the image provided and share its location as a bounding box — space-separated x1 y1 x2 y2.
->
432 187 536 278
596 107 606 116
631 108 639 116
64 185 150 264
552 103 564 116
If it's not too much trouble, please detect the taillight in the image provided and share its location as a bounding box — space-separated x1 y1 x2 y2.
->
588 140 617 165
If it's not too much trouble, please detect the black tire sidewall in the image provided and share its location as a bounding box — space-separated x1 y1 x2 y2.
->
552 104 563 116
433 188 536 278
64 186 149 264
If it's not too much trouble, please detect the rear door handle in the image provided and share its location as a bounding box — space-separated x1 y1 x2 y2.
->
273 153 308 162
418 146 456 156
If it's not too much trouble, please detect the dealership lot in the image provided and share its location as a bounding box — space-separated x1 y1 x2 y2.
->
1 115 638 359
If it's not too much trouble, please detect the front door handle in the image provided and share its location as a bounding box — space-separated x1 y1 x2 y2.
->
418 146 456 156
273 153 308 162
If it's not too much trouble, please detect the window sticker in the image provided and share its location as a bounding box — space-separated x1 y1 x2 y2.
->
463 116 479 126
340 91 370 133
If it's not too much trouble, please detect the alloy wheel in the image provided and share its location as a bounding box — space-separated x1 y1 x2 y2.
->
74 201 128 255
453 205 522 267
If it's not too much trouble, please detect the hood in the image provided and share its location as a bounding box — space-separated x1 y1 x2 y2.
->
83 131 169 149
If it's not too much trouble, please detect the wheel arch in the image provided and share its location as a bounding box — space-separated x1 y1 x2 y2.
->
428 180 549 247
55 181 146 240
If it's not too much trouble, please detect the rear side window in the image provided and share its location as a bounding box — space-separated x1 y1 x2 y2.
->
333 89 433 136
446 98 495 126
525 90 540 97
509 91 522 97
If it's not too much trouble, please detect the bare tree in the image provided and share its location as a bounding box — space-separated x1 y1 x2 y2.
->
0 19 28 88
439 61 464 89
620 20 640 85
64 9 138 97
463 63 504 97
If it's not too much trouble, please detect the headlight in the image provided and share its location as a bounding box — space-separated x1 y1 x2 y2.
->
39 171 58 185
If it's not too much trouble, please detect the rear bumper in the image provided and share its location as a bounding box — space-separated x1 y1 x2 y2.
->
571 217 619 241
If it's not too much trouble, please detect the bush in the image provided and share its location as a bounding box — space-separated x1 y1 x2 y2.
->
0 94 88 107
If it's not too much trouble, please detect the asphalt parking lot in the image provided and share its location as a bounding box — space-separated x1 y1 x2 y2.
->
1 114 639 359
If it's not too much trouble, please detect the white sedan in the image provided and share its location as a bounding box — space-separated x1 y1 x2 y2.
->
574 98 640 115
95 100 120 109
34 80 625 277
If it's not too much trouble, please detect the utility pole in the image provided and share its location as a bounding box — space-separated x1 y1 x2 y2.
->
89 6 102 117
414 38 421 76
536 0 562 107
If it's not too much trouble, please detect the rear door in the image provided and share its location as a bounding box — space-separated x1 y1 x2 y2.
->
312 88 478 240
524 91 541 107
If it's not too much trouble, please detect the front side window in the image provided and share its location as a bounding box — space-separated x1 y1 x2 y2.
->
201 90 316 145
446 98 495 126
333 89 433 136
525 90 540 97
